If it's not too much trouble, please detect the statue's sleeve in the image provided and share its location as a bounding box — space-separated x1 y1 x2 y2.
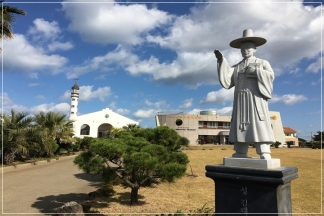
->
256 59 274 99
218 58 235 89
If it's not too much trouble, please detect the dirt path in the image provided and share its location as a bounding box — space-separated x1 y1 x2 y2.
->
1 155 101 215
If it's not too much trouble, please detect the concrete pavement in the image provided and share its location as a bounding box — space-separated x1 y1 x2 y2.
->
1 155 102 215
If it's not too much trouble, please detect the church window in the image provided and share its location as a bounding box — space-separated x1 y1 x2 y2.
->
80 124 90 135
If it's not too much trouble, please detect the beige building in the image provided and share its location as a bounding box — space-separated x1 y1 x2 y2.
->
155 110 285 145
283 127 299 147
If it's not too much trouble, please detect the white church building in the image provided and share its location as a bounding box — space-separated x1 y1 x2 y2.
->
68 82 138 138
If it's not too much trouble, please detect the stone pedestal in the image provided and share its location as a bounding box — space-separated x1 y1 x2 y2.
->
205 164 298 215
223 157 281 169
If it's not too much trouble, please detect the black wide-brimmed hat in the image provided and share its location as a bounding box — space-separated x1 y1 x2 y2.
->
229 29 267 49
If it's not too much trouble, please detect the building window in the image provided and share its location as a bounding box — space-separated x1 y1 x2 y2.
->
71 105 75 108
223 122 230 128
176 119 183 126
80 124 90 135
71 112 74 114
199 121 204 127
72 98 75 101
207 122 218 128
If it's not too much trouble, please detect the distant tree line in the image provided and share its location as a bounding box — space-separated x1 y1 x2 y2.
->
298 131 324 149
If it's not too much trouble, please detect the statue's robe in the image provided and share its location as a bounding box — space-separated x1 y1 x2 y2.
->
218 56 275 143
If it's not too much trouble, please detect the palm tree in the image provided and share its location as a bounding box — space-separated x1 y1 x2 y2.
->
0 4 26 40
33 111 66 139
33 111 75 155
122 123 141 131
105 126 124 138
57 119 75 143
1 109 33 164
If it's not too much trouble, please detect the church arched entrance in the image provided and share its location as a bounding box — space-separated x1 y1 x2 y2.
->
97 123 113 138
80 124 90 135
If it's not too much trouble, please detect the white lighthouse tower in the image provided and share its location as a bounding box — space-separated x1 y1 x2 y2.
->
69 79 79 121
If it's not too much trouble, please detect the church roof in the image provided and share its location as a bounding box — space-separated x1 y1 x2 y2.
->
72 83 79 90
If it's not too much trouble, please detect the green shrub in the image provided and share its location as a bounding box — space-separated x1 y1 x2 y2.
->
304 142 323 149
81 137 94 150
46 138 59 156
97 183 116 197
274 141 281 148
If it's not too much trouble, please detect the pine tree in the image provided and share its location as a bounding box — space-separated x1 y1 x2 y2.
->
74 126 189 204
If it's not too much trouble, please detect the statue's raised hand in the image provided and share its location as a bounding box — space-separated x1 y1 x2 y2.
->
214 50 223 62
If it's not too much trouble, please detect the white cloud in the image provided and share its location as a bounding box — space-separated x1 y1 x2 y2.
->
62 2 321 87
60 85 111 102
133 99 170 119
307 111 321 115
28 18 61 40
179 98 193 109
48 41 74 52
200 88 234 105
79 86 111 102
62 1 173 45
94 74 107 80
1 93 27 114
217 106 233 115
60 91 71 101
66 46 138 79
3 34 68 72
107 102 130 115
27 18 73 53
29 73 38 79
147 2 322 78
116 108 130 115
144 99 154 106
271 94 307 105
143 99 170 110
29 83 40 87
133 109 156 119
0 93 69 116
29 103 70 114
187 108 202 115
126 51 218 86
35 95 45 100
306 56 322 73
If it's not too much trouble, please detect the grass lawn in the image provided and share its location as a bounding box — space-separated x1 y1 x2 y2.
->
92 146 322 215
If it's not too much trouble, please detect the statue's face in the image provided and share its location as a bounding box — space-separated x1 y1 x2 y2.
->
240 41 256 59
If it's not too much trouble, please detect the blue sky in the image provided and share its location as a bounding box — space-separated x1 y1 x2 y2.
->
2 0 322 141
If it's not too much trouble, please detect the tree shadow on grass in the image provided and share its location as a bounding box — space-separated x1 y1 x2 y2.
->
109 191 146 206
74 173 102 188
31 193 108 215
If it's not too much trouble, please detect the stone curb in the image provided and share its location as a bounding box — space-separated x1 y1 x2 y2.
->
1 154 79 173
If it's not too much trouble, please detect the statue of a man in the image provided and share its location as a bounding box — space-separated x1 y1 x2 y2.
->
214 29 275 159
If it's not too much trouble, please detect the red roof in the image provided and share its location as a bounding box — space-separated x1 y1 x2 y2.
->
283 127 297 133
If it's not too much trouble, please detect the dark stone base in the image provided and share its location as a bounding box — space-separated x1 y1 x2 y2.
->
205 165 298 215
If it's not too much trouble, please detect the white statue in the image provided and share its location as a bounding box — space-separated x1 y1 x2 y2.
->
214 29 275 159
